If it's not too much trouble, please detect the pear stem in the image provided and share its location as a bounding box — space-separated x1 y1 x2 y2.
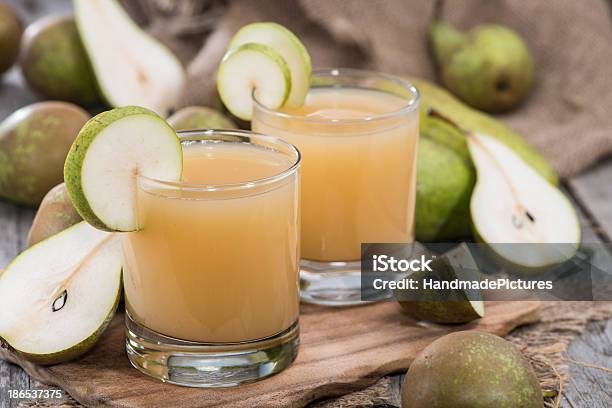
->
427 108 469 134
427 109 536 232
432 0 446 21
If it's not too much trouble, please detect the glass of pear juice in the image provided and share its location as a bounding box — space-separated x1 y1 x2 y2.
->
252 69 420 306
122 129 301 387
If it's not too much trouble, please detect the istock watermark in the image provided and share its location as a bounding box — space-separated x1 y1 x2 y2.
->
361 242 612 302
372 254 434 272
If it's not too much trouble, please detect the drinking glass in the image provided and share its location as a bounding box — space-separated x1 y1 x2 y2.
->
123 129 301 387
253 69 419 305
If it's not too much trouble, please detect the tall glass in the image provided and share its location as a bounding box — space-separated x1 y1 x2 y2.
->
252 69 419 306
123 130 301 387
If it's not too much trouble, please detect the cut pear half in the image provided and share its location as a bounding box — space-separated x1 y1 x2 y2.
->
217 43 291 121
468 132 580 269
64 106 182 232
229 22 311 108
73 0 186 116
396 244 485 324
0 222 121 365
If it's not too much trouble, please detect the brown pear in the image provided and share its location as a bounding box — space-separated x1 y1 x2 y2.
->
0 101 90 206
27 183 81 246
402 331 542 407
0 3 22 75
19 15 99 105
167 106 236 131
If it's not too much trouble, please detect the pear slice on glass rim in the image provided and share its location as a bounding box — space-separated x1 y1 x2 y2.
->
64 106 182 232
217 43 292 121
228 22 312 108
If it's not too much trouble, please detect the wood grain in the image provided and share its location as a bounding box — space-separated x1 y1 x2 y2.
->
0 203 35 408
0 301 539 408
568 161 612 242
564 319 612 408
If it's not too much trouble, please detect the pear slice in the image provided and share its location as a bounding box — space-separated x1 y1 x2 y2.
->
468 132 580 269
217 43 291 121
64 106 182 232
229 22 311 108
0 222 121 365
73 0 186 116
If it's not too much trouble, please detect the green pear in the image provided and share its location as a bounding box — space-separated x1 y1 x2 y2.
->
19 15 99 106
27 183 81 246
0 101 90 206
428 4 534 113
0 222 122 365
415 138 474 241
0 3 22 75
402 331 543 407
167 106 236 131
410 77 555 241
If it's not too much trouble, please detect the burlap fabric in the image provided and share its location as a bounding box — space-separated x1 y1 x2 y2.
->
121 0 612 178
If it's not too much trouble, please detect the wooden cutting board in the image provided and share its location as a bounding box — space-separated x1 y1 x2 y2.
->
1 301 539 407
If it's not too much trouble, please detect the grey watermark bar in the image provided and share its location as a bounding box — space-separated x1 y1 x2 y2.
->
360 242 612 301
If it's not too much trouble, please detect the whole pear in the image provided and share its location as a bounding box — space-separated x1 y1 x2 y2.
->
20 15 99 106
168 106 236 131
415 137 474 241
27 183 81 246
402 331 543 407
429 5 534 112
0 102 90 206
0 3 22 75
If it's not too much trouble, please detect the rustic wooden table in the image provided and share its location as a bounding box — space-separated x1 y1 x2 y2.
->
0 1 611 407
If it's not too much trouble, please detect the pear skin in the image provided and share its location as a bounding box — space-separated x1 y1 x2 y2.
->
27 183 82 246
0 3 22 75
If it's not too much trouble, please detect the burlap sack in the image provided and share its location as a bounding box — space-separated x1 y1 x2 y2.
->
123 0 612 178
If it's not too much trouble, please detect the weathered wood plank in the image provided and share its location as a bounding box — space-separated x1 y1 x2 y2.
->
0 202 19 269
568 160 612 242
386 375 403 407
564 163 612 404
563 319 612 408
0 204 35 407
0 205 65 408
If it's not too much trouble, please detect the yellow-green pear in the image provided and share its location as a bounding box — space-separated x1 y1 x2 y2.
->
0 102 90 206
0 3 22 75
27 183 81 246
